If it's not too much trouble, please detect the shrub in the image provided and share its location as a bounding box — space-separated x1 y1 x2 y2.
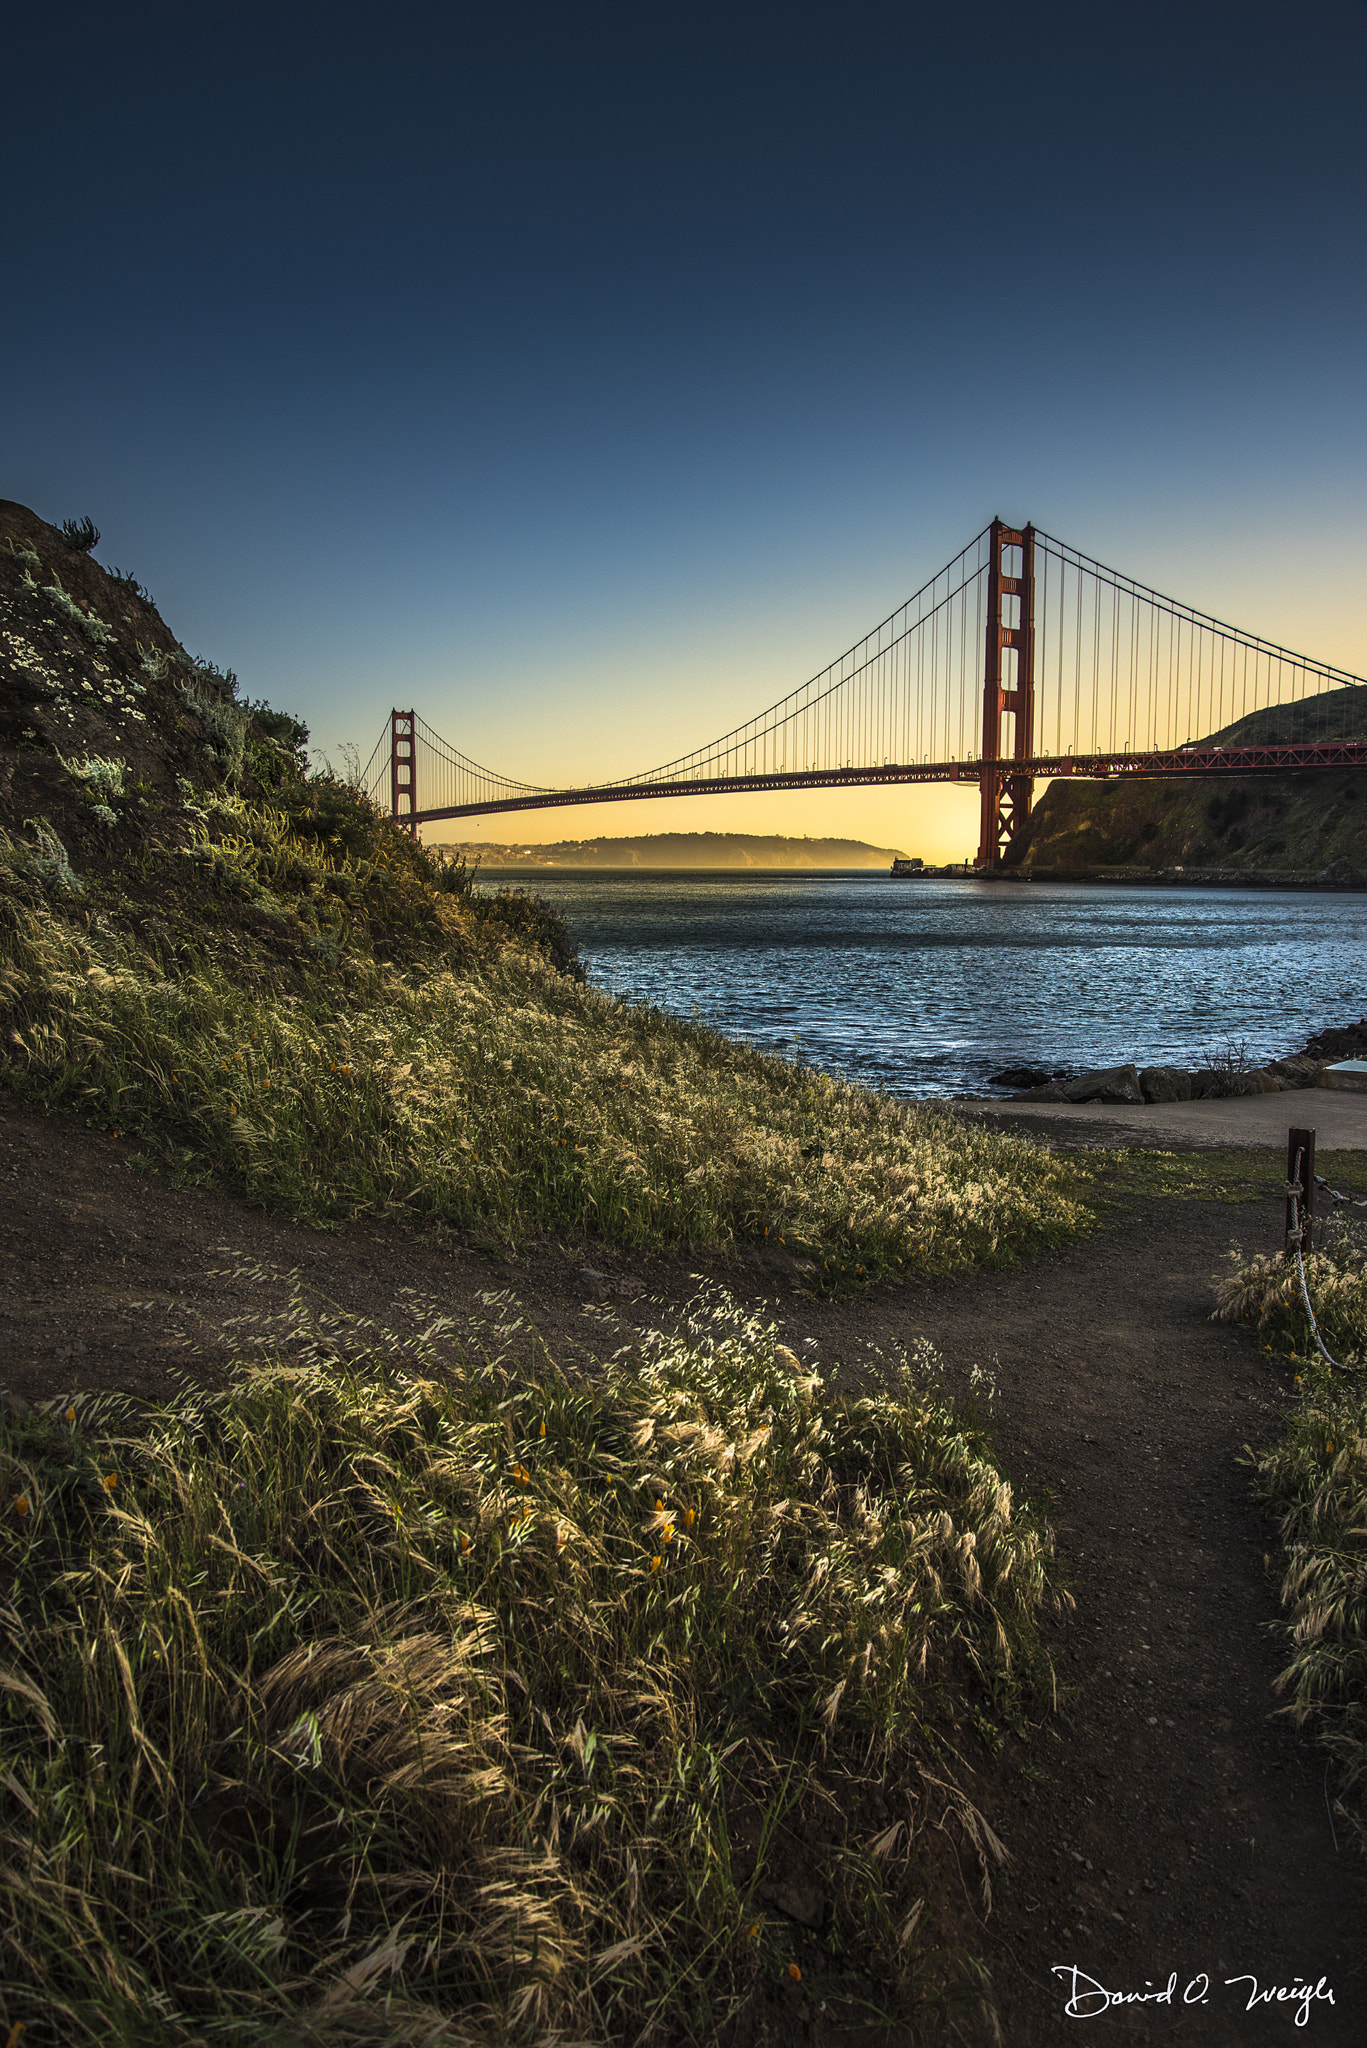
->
59 514 100 552
58 753 127 802
180 679 250 781
41 580 117 647
243 697 309 755
106 565 156 605
1 820 82 897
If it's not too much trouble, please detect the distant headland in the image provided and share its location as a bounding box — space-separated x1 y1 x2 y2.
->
432 832 906 869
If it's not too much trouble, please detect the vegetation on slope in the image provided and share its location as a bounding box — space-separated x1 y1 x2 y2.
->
1214 1227 1367 1853
0 1285 1064 2043
1001 680 1367 875
0 498 1083 1283
1003 768 1367 875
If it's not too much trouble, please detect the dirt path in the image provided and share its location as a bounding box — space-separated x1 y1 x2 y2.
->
0 1091 1361 2043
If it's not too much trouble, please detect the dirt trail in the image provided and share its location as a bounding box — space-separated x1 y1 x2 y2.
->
0 1091 1361 2043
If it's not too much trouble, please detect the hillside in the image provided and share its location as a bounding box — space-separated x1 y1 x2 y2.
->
434 831 904 868
0 499 579 981
1001 770 1367 875
0 496 1072 1266
1002 681 1367 875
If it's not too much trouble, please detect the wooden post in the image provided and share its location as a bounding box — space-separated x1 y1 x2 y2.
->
1286 1125 1316 1255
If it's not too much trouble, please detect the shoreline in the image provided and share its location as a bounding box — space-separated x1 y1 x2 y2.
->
981 864 1367 890
466 861 1367 892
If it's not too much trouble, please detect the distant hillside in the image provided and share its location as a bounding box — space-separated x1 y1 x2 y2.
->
1204 682 1367 749
434 831 905 869
1004 682 1367 875
1003 771 1367 875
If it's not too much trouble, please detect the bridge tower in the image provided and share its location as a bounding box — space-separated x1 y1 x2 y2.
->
976 520 1036 871
390 709 418 835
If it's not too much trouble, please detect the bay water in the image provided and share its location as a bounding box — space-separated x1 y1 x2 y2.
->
483 871 1366 1100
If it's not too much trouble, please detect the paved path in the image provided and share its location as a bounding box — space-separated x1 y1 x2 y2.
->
962 1087 1367 1151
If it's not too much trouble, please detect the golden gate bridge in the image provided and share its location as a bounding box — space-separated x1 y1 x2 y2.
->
358 520 1367 871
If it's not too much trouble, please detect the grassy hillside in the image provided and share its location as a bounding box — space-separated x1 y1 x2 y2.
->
0 498 1081 1279
1206 684 1367 749
1003 682 1367 875
1003 769 1367 874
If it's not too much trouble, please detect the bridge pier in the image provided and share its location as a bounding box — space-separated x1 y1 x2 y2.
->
976 520 1036 870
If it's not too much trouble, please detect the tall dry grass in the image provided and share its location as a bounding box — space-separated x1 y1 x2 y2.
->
1216 1228 1367 1851
1 1283 1064 2043
0 842 1085 1283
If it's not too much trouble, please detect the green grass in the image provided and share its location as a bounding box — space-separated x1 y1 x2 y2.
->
1214 1222 1367 1852
1085 1145 1285 1206
0 1286 1064 2044
0 821 1088 1289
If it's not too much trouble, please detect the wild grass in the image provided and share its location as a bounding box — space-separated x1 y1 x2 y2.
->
1216 1223 1367 1851
0 832 1085 1284
0 1284 1063 2043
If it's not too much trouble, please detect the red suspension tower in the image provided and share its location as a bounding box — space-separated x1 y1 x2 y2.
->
390 709 417 835
976 519 1036 871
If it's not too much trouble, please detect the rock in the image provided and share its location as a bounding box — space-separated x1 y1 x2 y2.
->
1013 1080 1068 1101
1190 1069 1265 1099
1269 1056 1324 1088
758 1877 828 1929
988 1065 1060 1089
1061 1063 1144 1105
1250 1068 1282 1093
1139 1066 1193 1104
1314 858 1366 888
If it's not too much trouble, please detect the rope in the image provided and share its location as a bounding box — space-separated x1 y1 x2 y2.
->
1315 1173 1367 1211
1287 1148 1351 1372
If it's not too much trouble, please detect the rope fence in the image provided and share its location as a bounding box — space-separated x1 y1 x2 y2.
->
1285 1130 1362 1373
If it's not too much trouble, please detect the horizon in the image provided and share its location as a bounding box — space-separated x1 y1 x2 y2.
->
4 4 1365 863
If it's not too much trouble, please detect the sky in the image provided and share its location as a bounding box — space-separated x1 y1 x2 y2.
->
5 1 1366 860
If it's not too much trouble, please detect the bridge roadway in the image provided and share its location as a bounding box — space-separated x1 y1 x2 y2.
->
402 738 1367 825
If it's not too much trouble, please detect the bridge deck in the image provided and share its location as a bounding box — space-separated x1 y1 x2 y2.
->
402 740 1367 825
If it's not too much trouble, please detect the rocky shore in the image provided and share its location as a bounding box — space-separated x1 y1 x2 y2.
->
980 860 1367 891
979 1016 1367 1107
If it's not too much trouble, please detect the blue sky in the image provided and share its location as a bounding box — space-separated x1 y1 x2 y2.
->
5 1 1365 857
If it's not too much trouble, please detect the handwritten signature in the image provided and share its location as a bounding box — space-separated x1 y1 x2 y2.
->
1053 1965 1336 2026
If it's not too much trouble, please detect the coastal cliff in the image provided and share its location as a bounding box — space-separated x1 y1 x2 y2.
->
1001 683 1367 877
1000 770 1367 877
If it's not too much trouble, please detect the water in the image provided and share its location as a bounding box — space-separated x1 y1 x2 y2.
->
482 871 1366 1099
